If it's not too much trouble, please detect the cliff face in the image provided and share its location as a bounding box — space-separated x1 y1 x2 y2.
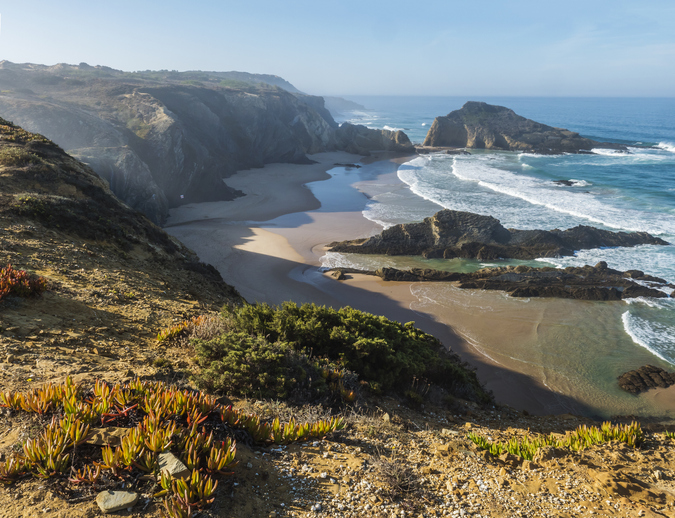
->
423 101 625 154
0 62 413 224
329 209 668 260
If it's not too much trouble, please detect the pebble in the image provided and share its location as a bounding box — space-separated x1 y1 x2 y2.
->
95 490 139 513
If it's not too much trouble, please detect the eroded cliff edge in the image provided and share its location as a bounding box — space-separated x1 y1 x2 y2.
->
423 101 626 154
0 62 413 224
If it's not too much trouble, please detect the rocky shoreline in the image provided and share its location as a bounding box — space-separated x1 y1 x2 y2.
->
329 262 673 301
329 209 669 260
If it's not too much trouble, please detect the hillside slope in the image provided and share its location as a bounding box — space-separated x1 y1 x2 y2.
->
0 116 240 395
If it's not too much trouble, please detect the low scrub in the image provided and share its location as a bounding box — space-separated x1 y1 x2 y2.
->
0 377 343 516
191 302 491 404
468 420 644 461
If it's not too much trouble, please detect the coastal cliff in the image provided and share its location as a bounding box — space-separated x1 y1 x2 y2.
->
329 209 668 260
0 62 413 224
423 101 626 154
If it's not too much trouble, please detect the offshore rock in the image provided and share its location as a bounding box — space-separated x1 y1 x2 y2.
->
423 101 626 154
618 365 675 394
328 209 669 260
372 264 673 301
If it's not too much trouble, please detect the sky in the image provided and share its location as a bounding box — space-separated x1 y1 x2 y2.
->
1 0 674 97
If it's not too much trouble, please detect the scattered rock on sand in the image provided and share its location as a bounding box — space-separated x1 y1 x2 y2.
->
618 365 675 394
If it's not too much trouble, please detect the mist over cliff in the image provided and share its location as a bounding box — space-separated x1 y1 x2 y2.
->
0 62 413 223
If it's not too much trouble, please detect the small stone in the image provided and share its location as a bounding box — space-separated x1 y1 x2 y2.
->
95 490 139 513
5 355 16 363
86 427 129 447
382 413 390 423
158 452 190 479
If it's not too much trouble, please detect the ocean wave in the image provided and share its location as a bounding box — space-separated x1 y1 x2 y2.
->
658 141 675 153
624 297 675 309
622 311 675 365
539 245 675 285
591 148 630 156
447 155 674 236
383 125 404 132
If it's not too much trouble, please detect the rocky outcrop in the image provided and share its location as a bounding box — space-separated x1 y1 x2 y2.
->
369 263 673 301
328 209 669 260
334 122 415 156
618 365 675 394
423 101 626 154
0 62 415 224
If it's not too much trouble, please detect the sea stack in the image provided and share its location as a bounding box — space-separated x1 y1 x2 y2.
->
423 101 626 154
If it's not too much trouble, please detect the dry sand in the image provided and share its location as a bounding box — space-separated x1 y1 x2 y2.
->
165 152 624 416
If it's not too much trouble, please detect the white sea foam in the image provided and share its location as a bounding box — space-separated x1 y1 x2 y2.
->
540 244 675 285
624 297 675 309
622 311 675 365
446 154 674 236
421 123 427 126
591 148 629 156
658 141 675 153
383 125 404 132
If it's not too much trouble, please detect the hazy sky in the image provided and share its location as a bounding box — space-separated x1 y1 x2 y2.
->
1 0 674 96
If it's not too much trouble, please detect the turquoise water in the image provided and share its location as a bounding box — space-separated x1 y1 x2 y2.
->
322 97 675 416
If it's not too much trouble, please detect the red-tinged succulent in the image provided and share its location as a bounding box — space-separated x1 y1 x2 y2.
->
0 456 28 485
68 464 101 485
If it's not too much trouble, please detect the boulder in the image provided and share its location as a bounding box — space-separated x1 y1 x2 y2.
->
618 365 675 394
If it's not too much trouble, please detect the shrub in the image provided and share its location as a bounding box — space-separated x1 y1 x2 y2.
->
193 302 490 404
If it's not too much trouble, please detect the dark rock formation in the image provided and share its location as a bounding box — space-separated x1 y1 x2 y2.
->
329 209 669 260
334 122 415 156
618 365 675 394
371 263 673 301
0 62 415 224
423 101 626 154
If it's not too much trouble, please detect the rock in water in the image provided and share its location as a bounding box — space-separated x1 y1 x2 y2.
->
423 101 626 154
370 264 672 301
329 209 669 260
618 365 675 394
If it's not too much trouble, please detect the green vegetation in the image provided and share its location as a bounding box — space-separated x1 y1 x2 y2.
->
0 377 343 517
0 147 43 167
0 117 52 145
191 302 490 404
0 264 47 301
468 421 644 461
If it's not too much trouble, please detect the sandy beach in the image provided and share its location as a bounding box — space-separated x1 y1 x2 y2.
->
165 152 675 419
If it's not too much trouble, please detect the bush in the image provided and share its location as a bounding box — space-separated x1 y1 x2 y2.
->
193 332 326 400
193 302 490 404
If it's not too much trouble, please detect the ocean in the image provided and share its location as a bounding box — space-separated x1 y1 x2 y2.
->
320 96 675 418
